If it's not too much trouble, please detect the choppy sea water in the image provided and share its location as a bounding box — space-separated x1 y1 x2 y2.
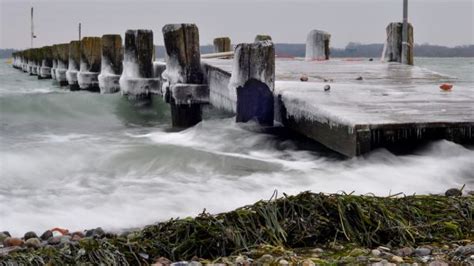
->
0 58 473 235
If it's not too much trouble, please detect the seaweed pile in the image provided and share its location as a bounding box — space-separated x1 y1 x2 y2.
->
1 191 472 265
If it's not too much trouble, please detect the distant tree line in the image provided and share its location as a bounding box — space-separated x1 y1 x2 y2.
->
0 49 17 59
272 43 474 58
2 43 473 59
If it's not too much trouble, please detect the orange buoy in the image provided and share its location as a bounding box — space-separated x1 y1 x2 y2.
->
440 83 453 91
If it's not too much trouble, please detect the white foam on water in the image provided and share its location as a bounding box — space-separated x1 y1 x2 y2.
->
1 117 472 236
0 58 473 237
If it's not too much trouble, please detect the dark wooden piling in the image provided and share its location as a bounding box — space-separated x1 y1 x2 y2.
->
213 37 231 53
67 41 81 90
162 23 207 128
78 37 101 91
38 46 51 79
231 41 275 126
121 29 158 99
51 45 58 80
56 43 70 86
39 46 53 79
305 30 331 60
385 22 414 65
254 35 272 42
99 34 123 93
29 48 39 76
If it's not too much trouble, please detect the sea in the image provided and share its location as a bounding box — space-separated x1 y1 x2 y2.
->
0 57 473 236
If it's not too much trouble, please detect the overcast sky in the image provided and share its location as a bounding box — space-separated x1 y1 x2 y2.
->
1 0 473 49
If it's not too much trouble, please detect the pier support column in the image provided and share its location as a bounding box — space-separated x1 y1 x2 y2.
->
230 40 275 126
31 49 39 76
213 37 231 53
162 23 207 128
38 46 53 79
305 30 331 61
51 45 58 80
21 51 28 72
78 37 101 91
39 46 53 79
254 35 272 42
66 41 81 91
385 22 414 65
120 29 159 100
56 43 70 86
99 34 123 94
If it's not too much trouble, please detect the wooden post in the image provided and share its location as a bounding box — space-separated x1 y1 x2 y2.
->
230 41 275 126
66 41 81 90
29 48 38 76
305 30 331 60
213 37 231 53
254 35 272 42
78 37 101 91
385 22 414 65
120 29 159 100
51 45 58 80
39 46 53 79
162 23 207 128
98 34 123 93
56 43 70 86
21 51 28 72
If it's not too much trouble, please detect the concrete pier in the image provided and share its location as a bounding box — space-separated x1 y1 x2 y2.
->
162 23 207 128
56 43 70 86
66 41 81 90
203 57 473 156
385 22 414 65
98 34 123 94
305 30 331 61
213 37 232 53
120 29 159 100
39 46 53 79
78 37 102 91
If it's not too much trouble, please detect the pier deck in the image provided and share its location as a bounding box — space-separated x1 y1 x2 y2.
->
203 58 474 156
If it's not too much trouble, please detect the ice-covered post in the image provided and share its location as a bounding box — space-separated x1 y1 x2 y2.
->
39 46 53 79
162 23 208 128
230 41 275 126
255 35 272 42
120 29 159 100
56 43 70 86
36 48 43 75
21 51 28 72
30 48 39 75
51 45 58 80
305 30 331 60
385 22 414 65
213 37 231 53
98 34 123 93
78 37 102 91
66 41 81 90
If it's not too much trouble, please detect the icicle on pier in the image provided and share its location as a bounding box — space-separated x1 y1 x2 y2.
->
10 23 474 157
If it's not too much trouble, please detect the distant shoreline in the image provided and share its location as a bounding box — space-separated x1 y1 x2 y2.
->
2 43 473 59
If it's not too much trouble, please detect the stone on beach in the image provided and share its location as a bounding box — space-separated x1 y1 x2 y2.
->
3 237 23 247
23 231 38 241
25 238 41 249
445 188 462 197
40 230 53 240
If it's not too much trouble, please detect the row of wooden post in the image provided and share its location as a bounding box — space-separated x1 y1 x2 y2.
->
11 22 412 129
